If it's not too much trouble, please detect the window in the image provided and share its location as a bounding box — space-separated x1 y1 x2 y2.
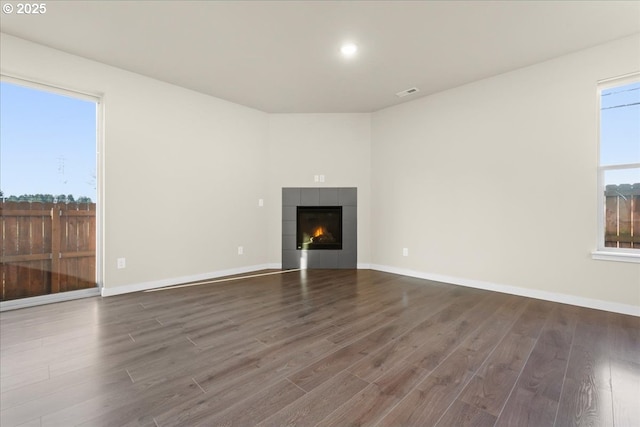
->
594 74 640 262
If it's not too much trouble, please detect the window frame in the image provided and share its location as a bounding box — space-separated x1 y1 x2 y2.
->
593 73 640 263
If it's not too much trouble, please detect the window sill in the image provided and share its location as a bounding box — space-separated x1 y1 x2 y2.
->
591 251 640 264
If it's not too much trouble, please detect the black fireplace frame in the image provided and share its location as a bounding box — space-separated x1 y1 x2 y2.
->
296 206 343 250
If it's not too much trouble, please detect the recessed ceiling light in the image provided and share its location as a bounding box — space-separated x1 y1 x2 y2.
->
340 43 358 57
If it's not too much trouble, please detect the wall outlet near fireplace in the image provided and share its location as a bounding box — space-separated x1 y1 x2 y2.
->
402 248 409 257
117 257 126 269
238 246 244 255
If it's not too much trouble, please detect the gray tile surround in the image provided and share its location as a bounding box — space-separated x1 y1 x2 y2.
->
282 187 357 269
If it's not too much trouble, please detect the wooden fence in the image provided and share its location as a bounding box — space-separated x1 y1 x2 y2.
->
605 183 640 249
1 201 96 301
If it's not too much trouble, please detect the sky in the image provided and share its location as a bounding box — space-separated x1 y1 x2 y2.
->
0 81 97 201
600 81 640 186
0 80 638 199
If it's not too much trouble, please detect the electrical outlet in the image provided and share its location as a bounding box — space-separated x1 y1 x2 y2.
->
402 248 409 257
238 246 244 255
319 175 325 182
117 257 126 269
314 175 319 182
258 198 264 207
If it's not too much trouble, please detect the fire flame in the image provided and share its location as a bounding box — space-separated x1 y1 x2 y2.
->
313 226 326 238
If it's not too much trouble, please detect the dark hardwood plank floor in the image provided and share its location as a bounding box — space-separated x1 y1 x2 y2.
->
1 269 638 426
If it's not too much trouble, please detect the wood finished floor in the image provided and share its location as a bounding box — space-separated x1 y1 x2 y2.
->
1 269 638 427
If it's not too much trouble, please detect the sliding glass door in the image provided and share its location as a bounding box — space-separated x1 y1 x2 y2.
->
0 78 99 303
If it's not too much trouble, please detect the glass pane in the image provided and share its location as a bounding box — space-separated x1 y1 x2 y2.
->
296 206 343 250
600 81 640 166
1 81 97 301
603 168 640 249
604 168 640 186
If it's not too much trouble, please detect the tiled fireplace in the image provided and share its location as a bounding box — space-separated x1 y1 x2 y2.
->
282 187 357 269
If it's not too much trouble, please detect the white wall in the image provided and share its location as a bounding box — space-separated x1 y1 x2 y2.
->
266 114 371 266
371 34 640 313
1 34 270 295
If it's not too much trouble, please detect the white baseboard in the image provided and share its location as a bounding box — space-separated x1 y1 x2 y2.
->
264 262 370 270
370 264 640 317
101 264 274 297
0 287 100 312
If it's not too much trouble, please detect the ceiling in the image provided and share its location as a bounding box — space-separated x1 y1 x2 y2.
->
1 1 639 113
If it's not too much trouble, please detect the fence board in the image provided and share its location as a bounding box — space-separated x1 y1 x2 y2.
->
634 202 640 248
30 202 46 256
17 205 31 256
50 205 61 294
1 201 96 301
4 263 19 299
2 202 21 299
3 202 20 257
43 202 54 257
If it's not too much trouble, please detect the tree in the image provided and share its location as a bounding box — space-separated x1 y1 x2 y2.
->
0 193 92 203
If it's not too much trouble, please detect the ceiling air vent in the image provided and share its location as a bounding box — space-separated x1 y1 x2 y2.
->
396 87 420 98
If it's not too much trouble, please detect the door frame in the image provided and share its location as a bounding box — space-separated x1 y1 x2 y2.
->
0 74 104 311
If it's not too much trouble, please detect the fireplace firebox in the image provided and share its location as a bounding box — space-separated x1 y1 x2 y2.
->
296 206 343 250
